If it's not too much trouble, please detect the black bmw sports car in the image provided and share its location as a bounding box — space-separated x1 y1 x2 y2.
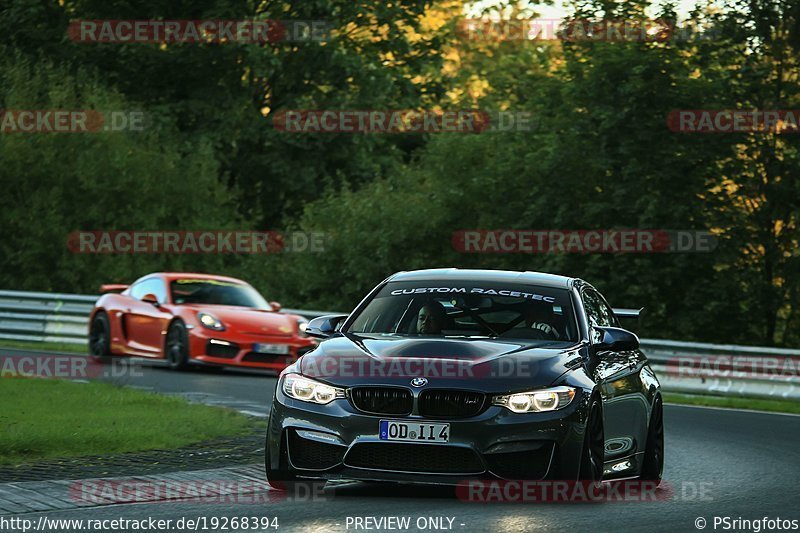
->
265 269 663 488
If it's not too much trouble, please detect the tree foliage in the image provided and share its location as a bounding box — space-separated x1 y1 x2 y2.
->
0 0 797 346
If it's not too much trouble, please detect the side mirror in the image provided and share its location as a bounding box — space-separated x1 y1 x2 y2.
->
141 294 160 307
592 326 639 353
305 314 348 339
270 301 282 312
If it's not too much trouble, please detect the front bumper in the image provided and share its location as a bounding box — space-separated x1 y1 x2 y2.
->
187 328 316 371
267 384 592 484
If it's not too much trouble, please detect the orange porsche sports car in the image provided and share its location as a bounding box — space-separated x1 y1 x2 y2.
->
88 272 316 372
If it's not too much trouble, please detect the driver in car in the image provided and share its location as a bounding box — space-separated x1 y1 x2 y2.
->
524 303 560 340
417 301 447 334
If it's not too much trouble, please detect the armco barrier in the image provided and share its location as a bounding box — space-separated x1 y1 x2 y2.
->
0 290 97 344
641 339 800 400
0 290 334 345
0 290 797 399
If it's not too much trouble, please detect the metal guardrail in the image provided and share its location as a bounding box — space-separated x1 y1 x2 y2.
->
0 290 97 345
0 290 337 345
0 290 797 399
641 339 800 400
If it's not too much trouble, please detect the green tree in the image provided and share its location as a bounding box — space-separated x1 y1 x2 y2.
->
1 0 458 227
0 53 240 292
687 0 800 345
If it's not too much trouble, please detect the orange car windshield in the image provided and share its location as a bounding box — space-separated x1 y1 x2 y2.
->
170 280 270 309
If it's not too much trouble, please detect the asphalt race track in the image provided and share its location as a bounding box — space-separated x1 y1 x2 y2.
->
3 348 799 532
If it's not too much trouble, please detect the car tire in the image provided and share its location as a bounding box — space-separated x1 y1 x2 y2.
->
165 321 190 371
88 311 113 363
578 396 605 481
640 395 664 486
264 429 300 491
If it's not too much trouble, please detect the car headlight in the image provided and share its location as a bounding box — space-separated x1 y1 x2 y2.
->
492 386 576 413
282 373 345 405
198 312 225 331
296 317 309 337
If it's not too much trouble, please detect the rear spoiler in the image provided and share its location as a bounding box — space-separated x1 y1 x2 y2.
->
613 308 644 319
99 284 129 294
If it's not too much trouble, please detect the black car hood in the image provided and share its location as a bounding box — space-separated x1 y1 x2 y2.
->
299 333 584 393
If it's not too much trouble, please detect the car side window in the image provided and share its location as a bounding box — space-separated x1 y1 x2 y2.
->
582 290 602 327
130 278 167 303
595 291 620 328
582 288 618 328
149 278 168 304
129 280 147 300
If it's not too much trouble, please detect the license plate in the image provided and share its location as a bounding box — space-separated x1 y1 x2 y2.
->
253 343 290 355
379 420 450 444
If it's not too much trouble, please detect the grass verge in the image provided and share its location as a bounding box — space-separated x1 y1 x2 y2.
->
0 378 255 465
664 392 800 415
0 340 86 354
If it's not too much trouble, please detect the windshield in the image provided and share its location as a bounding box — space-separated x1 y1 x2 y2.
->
170 279 270 309
346 280 578 343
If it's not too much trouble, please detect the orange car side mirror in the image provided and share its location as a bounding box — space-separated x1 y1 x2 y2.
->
270 301 282 312
142 294 160 307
